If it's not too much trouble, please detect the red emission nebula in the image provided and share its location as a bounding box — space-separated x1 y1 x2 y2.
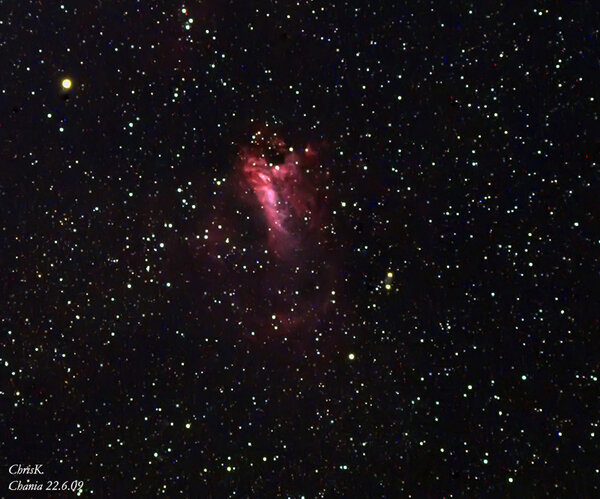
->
191 131 342 340
238 135 324 260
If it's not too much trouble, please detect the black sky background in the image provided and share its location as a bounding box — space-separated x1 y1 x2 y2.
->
1 0 599 496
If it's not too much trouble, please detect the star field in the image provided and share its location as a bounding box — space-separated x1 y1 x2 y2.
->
1 0 598 496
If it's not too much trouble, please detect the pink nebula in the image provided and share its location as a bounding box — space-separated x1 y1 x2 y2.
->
239 136 320 258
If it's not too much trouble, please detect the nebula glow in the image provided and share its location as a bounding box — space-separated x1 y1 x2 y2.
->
187 132 342 338
238 136 321 259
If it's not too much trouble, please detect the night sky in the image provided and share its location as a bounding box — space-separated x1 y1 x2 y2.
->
2 0 598 496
